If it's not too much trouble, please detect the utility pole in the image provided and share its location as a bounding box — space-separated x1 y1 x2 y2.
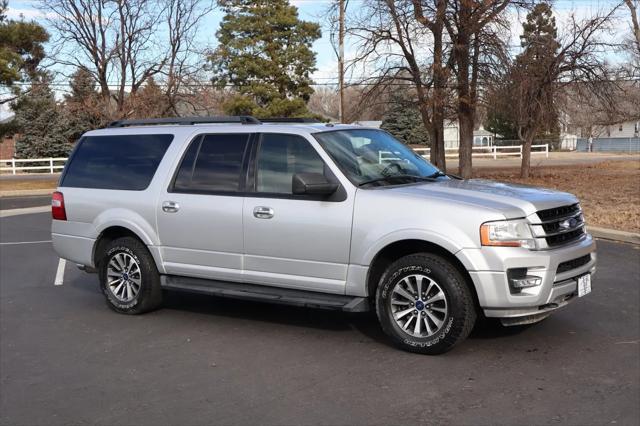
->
338 0 345 123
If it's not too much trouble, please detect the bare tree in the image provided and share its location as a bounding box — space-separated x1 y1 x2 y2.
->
162 0 215 115
444 0 517 178
625 0 640 55
412 0 448 169
347 0 450 170
510 5 618 178
42 0 116 102
41 0 213 118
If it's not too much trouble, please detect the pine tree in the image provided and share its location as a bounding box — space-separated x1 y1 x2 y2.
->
513 2 561 176
381 93 429 146
0 1 49 86
63 67 103 140
209 0 321 117
13 78 73 158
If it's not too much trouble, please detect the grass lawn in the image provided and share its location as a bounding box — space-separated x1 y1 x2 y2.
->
0 177 58 191
470 160 640 233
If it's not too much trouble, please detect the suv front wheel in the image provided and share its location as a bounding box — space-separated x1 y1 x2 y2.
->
98 236 162 314
375 253 477 354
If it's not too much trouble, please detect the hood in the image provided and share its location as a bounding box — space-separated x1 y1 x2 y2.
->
389 178 578 218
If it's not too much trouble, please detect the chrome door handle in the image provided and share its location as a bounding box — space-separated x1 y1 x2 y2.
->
162 201 180 213
253 206 274 219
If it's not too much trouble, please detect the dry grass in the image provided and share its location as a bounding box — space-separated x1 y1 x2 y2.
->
0 177 58 191
470 160 640 233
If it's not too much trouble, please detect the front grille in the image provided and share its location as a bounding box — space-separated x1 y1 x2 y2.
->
531 203 586 249
546 228 585 247
557 254 591 274
537 203 581 221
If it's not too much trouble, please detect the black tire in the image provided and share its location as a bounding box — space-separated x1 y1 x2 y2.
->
98 236 162 314
375 253 476 354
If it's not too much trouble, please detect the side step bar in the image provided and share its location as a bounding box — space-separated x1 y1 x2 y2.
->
160 275 370 313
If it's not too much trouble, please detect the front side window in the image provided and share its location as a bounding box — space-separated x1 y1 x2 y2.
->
314 129 443 187
256 133 325 194
61 134 173 190
173 133 249 193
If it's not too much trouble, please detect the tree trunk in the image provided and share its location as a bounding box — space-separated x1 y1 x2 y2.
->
520 127 536 178
431 18 446 172
520 137 533 178
454 27 474 179
458 110 474 178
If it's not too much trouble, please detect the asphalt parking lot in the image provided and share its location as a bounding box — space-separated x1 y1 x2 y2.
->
1 211 639 425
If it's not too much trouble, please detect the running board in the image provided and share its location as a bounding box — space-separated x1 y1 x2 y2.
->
160 275 370 312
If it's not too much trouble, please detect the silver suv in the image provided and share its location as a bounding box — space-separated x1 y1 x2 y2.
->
51 116 596 354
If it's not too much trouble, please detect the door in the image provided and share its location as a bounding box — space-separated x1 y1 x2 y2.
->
243 133 355 294
156 133 251 282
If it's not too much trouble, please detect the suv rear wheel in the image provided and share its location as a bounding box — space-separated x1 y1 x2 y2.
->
375 253 476 354
98 236 162 314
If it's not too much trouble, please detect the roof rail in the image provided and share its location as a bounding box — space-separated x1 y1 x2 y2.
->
258 117 321 123
106 116 261 128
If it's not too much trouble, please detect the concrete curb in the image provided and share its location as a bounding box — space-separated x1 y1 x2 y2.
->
588 226 640 245
0 206 51 218
0 189 54 197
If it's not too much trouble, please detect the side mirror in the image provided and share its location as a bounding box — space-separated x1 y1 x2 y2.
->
292 173 339 196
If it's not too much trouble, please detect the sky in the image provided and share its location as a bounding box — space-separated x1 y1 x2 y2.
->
1 0 631 119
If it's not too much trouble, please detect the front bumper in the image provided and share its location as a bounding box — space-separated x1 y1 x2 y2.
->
459 234 596 320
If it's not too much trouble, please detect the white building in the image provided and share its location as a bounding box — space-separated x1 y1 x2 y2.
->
573 119 640 139
444 120 495 148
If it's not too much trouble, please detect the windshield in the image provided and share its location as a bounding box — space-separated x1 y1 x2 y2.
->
314 129 444 187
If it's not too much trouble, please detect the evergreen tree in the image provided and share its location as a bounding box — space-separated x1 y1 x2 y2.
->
381 94 429 145
484 111 517 141
13 78 73 158
63 67 103 140
209 0 321 117
0 1 49 86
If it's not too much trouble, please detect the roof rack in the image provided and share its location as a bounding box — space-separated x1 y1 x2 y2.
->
106 115 261 128
258 117 321 123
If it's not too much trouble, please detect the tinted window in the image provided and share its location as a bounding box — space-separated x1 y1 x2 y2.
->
173 134 249 193
62 134 173 190
256 134 325 194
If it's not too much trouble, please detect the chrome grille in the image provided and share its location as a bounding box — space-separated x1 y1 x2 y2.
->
530 203 586 249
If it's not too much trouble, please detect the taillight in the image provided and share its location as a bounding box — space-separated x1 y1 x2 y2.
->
52 191 67 221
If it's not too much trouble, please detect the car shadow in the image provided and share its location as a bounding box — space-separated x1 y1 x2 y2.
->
66 275 533 347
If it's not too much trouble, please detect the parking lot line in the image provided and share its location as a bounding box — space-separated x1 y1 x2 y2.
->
0 240 52 245
54 258 66 286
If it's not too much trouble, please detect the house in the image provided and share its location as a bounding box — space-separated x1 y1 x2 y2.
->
444 120 496 148
590 120 640 139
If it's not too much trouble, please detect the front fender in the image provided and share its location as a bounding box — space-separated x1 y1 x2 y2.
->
358 229 465 267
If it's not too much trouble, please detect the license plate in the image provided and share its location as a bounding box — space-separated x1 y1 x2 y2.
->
577 274 592 297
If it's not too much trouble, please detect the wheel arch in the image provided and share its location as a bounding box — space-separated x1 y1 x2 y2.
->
365 239 480 310
92 226 145 265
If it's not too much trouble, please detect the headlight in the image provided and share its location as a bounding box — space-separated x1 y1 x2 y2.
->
480 219 535 249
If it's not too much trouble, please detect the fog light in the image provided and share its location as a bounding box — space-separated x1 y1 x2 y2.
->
509 276 542 289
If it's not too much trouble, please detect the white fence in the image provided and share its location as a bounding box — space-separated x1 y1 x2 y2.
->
2 144 549 174
0 158 67 174
412 144 549 159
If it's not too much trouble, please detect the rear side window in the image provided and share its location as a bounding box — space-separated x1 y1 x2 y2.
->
61 134 173 190
173 133 250 193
